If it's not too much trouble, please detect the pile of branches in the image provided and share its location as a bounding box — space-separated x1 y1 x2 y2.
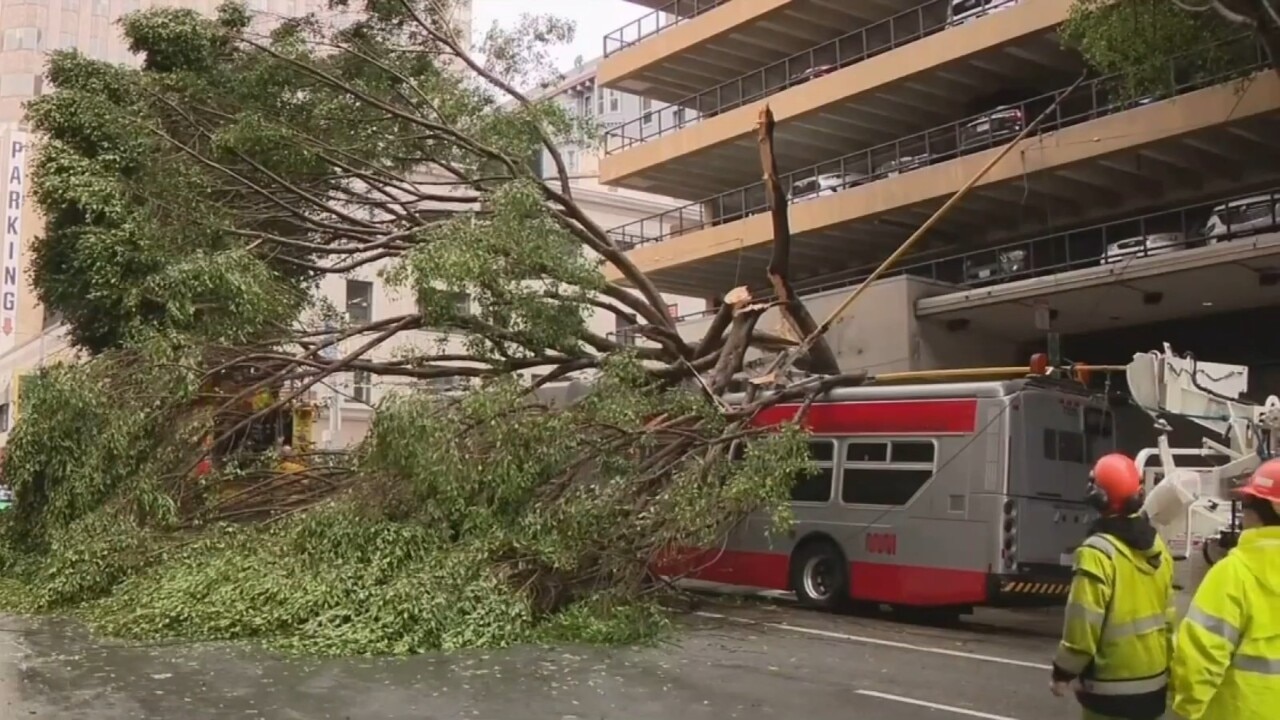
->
0 1 870 650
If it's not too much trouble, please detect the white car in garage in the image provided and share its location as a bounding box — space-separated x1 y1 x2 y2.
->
1202 194 1280 241
1101 232 1188 264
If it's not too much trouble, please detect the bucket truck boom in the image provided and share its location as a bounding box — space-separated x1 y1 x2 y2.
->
1126 344 1280 562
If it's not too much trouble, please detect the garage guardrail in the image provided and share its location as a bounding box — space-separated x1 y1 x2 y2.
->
669 185 1280 323
607 39 1263 250
604 0 1007 153
603 0 731 58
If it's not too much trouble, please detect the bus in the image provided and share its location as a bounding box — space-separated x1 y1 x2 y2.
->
662 376 1117 614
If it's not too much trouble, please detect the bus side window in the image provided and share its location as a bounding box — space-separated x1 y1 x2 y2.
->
791 440 835 503
842 439 936 506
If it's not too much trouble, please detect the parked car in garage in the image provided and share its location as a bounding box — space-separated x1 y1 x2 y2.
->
789 172 867 202
1101 232 1188 264
1201 194 1280 242
876 153 932 177
959 106 1025 150
948 0 1019 26
964 248 1028 283
789 64 837 86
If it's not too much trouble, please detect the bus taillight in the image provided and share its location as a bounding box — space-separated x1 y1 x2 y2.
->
1002 498 1018 570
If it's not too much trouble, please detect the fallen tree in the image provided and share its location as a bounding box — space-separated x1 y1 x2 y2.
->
0 1 859 654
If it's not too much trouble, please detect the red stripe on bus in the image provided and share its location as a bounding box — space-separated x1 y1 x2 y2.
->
752 398 978 434
848 562 989 605
657 549 989 606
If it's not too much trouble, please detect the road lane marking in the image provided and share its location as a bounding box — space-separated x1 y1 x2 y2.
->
693 611 1052 670
856 690 1022 719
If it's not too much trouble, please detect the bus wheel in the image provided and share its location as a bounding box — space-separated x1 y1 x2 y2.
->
790 541 848 610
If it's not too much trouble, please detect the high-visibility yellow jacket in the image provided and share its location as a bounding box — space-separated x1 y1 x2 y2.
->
1170 525 1280 719
1053 524 1174 719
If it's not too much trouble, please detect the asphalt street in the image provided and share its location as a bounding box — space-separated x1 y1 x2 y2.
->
0 557 1210 719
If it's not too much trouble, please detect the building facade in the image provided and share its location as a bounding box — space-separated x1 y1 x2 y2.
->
593 0 1280 389
0 0 475 447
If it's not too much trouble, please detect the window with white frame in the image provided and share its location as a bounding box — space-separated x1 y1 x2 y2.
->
352 369 372 404
579 92 593 117
640 97 654 126
3 28 43 52
565 149 579 172
841 439 937 506
345 279 373 324
93 0 109 16
62 0 79 10
606 89 620 113
596 88 605 115
59 32 76 49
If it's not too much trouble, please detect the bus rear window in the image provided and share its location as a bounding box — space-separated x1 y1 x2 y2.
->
1084 408 1113 438
1044 428 1086 464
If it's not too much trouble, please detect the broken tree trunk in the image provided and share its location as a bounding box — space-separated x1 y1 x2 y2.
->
756 105 841 376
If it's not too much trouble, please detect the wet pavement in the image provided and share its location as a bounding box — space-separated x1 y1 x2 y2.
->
0 554 1212 719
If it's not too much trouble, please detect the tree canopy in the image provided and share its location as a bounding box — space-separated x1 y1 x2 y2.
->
1062 0 1279 95
0 1 856 655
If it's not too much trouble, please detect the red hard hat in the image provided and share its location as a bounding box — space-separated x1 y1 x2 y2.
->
1091 453 1142 514
1237 458 1280 510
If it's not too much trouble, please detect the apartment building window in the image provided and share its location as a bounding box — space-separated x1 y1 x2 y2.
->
92 0 109 16
62 0 78 10
564 149 578 172
579 92 593 117
345 279 373 323
352 369 372 404
59 32 76 50
447 291 471 316
3 28 43 52
0 402 9 433
673 107 686 126
606 89 620 113
596 88 605 115
0 74 38 98
640 97 654 127
119 0 140 13
89 36 107 59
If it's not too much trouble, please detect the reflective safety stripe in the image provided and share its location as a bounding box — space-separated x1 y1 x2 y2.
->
1101 613 1167 643
1054 646 1092 675
1234 653 1280 675
1065 602 1105 627
1184 605 1242 646
1081 535 1117 557
1081 671 1169 696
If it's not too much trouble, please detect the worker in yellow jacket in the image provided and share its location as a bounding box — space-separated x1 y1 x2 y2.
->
1169 458 1280 719
1051 453 1174 720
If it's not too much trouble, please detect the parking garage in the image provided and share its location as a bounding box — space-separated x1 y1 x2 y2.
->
600 0 1081 197
605 68 1280 295
600 0 922 102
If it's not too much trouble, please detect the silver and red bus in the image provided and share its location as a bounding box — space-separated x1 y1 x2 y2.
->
663 376 1118 614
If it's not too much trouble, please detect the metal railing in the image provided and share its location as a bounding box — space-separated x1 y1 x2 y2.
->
603 0 731 58
607 39 1265 250
603 0 1016 154
606 328 641 346
672 185 1280 323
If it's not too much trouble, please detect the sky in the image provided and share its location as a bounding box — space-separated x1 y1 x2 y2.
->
470 0 651 72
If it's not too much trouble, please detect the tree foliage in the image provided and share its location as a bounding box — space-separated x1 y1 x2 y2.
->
1062 0 1277 96
1 1 856 655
